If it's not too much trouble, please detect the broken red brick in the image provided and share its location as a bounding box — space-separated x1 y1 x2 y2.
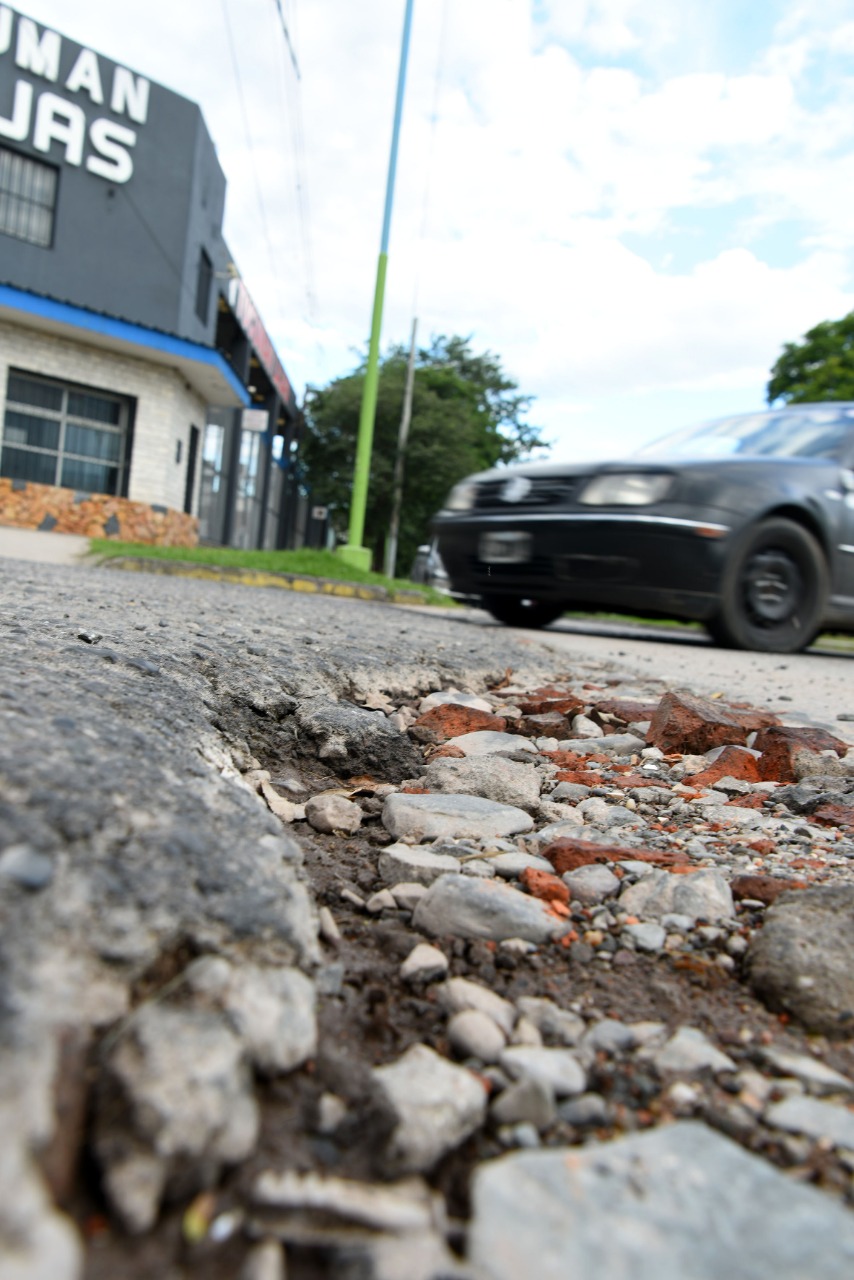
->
515 688 586 717
725 793 767 810
684 746 763 788
515 711 571 738
752 724 849 783
555 770 598 786
646 690 780 754
811 803 854 832
410 703 506 744
543 750 609 768
541 838 691 875
519 866 570 906
731 874 808 905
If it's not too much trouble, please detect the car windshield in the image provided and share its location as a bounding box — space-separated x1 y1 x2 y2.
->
635 405 854 463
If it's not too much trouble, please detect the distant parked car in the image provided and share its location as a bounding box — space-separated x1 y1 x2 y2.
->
410 540 451 592
432 404 854 652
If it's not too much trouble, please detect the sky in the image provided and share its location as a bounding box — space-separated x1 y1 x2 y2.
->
12 0 854 462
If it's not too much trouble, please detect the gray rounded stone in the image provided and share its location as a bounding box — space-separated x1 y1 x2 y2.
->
372 1043 487 1173
442 731 538 757
562 864 621 905
400 943 449 983
437 976 516 1035
468 1122 854 1280
619 868 735 924
531 818 584 845
382 793 533 841
747 884 854 1036
378 842 461 886
651 1027 736 1077
424 755 541 810
448 1009 507 1063
490 1076 556 1130
490 851 555 879
515 997 585 1047
304 793 363 835
765 1095 854 1149
499 1046 586 1097
413 874 573 944
623 921 666 953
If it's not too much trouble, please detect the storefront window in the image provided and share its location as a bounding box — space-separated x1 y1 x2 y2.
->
232 428 262 548
198 422 224 537
1 370 129 494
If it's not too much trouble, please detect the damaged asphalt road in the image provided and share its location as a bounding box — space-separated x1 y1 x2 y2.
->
1 557 854 1280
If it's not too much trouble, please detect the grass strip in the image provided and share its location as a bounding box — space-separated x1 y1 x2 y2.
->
88 540 454 606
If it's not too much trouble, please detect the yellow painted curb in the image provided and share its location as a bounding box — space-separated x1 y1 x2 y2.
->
99 556 427 606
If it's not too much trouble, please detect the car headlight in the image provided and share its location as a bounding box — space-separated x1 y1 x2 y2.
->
578 473 673 506
444 479 478 511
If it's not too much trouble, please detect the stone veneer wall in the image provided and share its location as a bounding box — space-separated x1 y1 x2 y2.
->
0 479 198 546
0 318 210 514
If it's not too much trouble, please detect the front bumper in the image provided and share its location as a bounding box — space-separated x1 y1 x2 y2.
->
433 511 733 621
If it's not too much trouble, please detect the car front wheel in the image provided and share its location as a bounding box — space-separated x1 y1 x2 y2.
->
707 517 828 653
481 594 565 629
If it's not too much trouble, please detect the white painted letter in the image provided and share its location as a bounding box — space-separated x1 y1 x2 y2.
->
0 79 32 142
110 67 149 124
15 17 60 82
33 92 84 166
0 6 13 55
87 119 135 183
65 48 104 104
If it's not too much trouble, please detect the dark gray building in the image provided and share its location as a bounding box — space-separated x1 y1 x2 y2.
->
0 4 300 547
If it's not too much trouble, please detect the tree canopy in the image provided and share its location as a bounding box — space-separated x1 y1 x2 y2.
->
300 335 547 574
767 310 854 404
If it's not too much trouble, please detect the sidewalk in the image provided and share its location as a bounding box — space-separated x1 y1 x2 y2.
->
0 524 91 565
0 527 432 606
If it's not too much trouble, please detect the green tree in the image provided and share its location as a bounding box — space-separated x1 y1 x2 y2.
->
301 335 547 573
768 310 854 404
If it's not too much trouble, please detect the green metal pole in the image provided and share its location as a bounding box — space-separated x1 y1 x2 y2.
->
338 0 414 573
340 253 388 571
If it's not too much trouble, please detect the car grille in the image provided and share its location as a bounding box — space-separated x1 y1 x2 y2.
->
465 554 553 581
472 476 578 509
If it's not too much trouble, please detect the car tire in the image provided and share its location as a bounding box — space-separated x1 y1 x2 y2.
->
482 595 565 629
706 517 828 653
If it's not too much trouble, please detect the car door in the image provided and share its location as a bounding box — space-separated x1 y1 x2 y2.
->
837 449 854 605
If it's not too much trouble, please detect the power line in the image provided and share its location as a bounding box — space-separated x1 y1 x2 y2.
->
271 0 318 325
219 0 282 294
272 0 301 80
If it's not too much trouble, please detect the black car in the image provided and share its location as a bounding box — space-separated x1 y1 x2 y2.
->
432 404 854 653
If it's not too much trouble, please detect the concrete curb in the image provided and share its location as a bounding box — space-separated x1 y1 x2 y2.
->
98 555 429 606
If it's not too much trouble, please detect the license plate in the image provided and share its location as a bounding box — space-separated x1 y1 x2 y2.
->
478 531 532 564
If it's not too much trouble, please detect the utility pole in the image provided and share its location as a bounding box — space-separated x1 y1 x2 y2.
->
384 316 417 578
338 0 415 572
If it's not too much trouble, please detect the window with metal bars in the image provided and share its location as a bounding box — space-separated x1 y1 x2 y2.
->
1 370 130 495
0 146 57 249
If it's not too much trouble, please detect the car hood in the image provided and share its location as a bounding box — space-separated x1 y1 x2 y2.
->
465 455 841 481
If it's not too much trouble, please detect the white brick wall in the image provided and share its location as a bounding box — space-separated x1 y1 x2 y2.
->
0 318 208 513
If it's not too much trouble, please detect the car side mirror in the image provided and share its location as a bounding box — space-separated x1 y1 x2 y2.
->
840 468 854 493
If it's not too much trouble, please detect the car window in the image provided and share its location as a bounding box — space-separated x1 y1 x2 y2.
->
636 406 854 463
